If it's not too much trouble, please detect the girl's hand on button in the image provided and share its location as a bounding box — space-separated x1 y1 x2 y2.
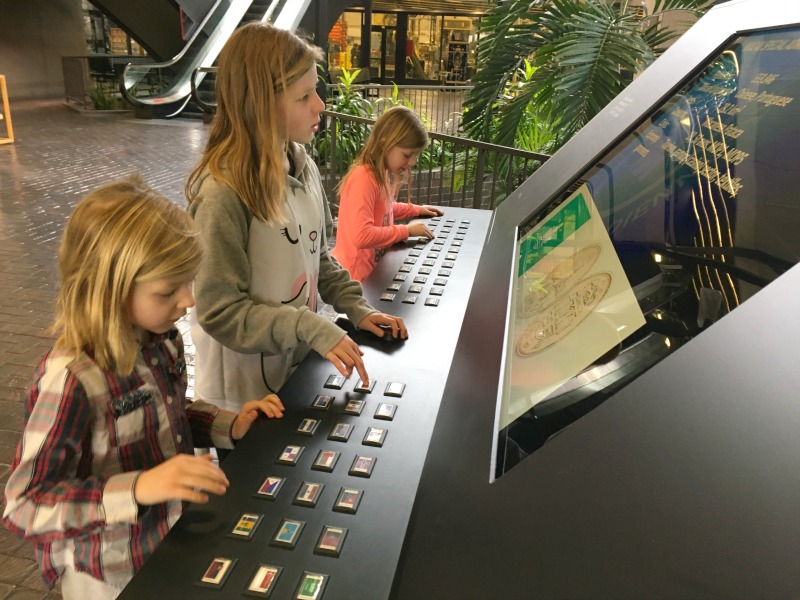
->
419 205 444 217
232 394 285 440
358 312 408 340
408 222 433 239
325 335 369 385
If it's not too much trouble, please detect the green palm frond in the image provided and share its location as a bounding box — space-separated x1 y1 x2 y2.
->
465 0 710 150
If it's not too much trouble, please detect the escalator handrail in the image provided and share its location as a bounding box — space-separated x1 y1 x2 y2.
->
119 0 269 108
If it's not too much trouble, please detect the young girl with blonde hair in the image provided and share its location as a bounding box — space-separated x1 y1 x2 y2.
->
3 176 283 599
331 105 444 281
186 22 406 411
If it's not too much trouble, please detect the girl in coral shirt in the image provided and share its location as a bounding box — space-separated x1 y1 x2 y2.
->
332 107 444 281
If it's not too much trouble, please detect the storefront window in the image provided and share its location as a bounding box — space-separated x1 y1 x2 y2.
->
328 12 364 71
405 16 442 81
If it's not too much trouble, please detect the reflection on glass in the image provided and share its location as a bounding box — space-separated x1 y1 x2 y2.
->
495 28 800 479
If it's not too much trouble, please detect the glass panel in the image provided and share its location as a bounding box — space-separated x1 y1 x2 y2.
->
495 28 800 478
406 15 441 81
370 30 383 79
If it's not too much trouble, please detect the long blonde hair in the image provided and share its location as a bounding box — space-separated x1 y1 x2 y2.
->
186 22 323 223
341 106 428 201
54 175 202 375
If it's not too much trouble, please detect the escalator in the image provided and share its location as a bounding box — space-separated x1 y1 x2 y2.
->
120 0 311 118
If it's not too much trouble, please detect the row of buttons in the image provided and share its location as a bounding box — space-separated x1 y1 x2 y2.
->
380 217 470 306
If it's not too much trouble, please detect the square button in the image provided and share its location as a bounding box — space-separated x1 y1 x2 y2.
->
434 278 447 286
418 267 432 275
461 219 471 224
324 374 345 389
380 292 396 302
404 257 417 265
293 481 324 508
386 283 401 292
311 394 334 410
393 273 407 282
349 455 376 478
448 247 460 254
328 422 353 442
354 378 376 393
409 249 421 257
402 295 418 304
430 287 444 296
445 253 458 261
362 427 387 447
408 284 423 294
399 265 412 273
384 381 406 397
277 445 304 465
413 275 427 284
374 403 397 421
344 399 365 415
311 450 340 472
442 261 455 269
427 251 440 259
438 269 451 277
297 418 320 436
446 218 455 223
422 259 435 267
425 297 440 307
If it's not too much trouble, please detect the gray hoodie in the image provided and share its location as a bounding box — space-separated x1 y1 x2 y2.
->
188 142 375 410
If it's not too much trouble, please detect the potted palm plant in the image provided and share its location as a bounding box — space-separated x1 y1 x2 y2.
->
463 0 710 152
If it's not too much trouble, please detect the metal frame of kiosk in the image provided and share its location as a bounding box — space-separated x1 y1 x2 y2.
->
395 1 800 598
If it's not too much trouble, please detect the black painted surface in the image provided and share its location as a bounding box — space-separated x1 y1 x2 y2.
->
393 2 800 598
120 207 491 599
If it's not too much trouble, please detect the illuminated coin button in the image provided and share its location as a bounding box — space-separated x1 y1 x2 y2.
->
409 249 421 257
387 283 401 292
438 269 451 277
380 292 396 302
445 253 458 261
408 284 423 294
422 259 435 267
393 273 407 282
324 374 346 389
418 267 432 275
430 287 444 296
402 295 418 304
404 257 417 265
433 278 447 286
384 381 406 398
442 261 455 269
399 265 412 273
425 297 440 306
413 275 427 284
354 378 376 393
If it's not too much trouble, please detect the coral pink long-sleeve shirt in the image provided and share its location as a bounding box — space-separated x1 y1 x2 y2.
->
331 165 421 281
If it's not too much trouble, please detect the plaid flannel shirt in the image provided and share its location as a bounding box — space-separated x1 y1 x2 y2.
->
2 328 236 589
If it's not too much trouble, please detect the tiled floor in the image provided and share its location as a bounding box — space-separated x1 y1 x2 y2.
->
0 100 211 599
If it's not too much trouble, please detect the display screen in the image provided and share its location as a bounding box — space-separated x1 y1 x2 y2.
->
495 27 800 479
